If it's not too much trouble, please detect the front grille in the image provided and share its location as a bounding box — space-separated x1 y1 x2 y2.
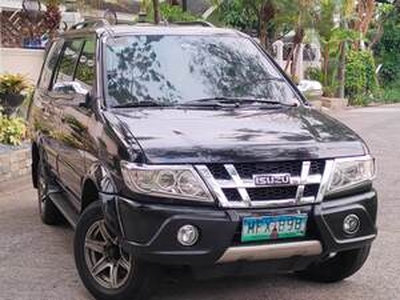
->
304 184 320 198
222 188 242 201
197 160 327 208
247 186 297 201
310 160 325 175
234 161 302 178
208 164 231 180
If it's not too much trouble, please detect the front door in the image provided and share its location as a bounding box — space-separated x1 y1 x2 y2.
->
49 37 96 203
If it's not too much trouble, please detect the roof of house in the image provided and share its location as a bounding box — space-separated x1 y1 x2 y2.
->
83 0 141 14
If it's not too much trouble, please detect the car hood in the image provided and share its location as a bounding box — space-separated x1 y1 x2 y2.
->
112 107 367 164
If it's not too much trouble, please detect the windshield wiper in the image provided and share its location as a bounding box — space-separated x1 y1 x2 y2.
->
180 97 238 108
112 101 168 108
183 96 298 108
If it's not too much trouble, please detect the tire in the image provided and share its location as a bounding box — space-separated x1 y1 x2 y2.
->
74 201 161 300
298 245 371 283
37 156 64 225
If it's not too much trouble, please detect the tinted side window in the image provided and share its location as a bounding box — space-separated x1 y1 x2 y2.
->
54 39 84 86
75 37 96 86
39 40 63 89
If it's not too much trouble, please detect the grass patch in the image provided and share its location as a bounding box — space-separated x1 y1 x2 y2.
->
380 87 400 103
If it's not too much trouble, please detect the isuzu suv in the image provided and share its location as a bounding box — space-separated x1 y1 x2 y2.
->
28 21 377 300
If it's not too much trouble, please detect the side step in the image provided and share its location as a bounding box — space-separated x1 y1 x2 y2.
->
48 192 79 229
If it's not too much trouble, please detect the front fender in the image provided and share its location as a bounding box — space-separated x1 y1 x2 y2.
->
85 162 118 194
83 163 124 238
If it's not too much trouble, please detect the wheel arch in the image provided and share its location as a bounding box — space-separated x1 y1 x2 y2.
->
81 163 118 202
81 179 100 212
81 163 122 237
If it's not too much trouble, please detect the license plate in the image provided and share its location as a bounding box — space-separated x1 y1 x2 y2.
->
241 214 307 242
253 173 291 186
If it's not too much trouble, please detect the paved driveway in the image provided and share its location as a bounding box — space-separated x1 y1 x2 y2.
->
1 105 400 300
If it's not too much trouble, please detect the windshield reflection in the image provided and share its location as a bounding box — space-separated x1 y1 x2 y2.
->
106 35 299 107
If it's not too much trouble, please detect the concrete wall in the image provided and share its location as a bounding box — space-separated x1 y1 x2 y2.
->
0 48 45 84
0 146 31 183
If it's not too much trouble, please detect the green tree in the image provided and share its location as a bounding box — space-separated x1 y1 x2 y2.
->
284 0 318 78
212 0 282 51
146 1 198 23
374 3 400 86
214 0 318 79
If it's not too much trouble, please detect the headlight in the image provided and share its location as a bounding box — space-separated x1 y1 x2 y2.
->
120 161 213 202
327 156 376 194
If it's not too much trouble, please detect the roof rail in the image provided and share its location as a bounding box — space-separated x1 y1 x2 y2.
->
68 18 215 32
172 21 215 27
69 19 110 31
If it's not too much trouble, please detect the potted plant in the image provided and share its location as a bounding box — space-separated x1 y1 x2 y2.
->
0 74 30 115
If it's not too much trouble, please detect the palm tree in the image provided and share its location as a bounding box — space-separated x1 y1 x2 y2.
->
284 0 318 79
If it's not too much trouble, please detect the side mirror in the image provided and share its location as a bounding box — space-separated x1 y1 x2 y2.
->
53 81 89 95
53 81 92 108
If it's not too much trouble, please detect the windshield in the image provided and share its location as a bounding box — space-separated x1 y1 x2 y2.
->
105 35 301 107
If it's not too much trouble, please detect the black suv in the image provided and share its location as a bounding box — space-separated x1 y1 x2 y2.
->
28 21 377 300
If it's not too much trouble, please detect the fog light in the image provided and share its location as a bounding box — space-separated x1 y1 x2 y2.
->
177 225 199 246
343 214 360 235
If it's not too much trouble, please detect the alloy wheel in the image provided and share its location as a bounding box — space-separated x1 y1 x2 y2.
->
84 220 133 290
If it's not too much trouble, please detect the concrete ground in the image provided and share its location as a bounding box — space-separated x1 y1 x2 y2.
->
1 105 400 300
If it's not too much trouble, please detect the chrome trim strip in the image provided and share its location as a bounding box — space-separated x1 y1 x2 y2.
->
251 196 315 207
334 234 376 244
195 165 229 206
215 174 322 189
300 161 312 181
296 161 311 204
224 164 252 207
249 198 296 207
196 160 329 208
316 160 335 203
216 240 323 263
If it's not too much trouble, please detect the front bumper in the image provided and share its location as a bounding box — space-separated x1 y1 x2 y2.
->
103 190 377 267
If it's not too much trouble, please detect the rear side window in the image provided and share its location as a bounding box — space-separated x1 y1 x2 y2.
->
54 39 84 85
75 37 96 86
39 40 63 89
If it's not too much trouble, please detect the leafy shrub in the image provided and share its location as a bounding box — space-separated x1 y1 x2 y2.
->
305 67 337 97
217 0 258 30
305 67 323 82
147 3 198 23
379 87 400 103
0 73 29 95
0 108 26 145
160 3 198 22
345 50 378 104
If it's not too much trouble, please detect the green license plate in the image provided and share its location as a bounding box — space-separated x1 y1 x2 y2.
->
241 214 308 242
